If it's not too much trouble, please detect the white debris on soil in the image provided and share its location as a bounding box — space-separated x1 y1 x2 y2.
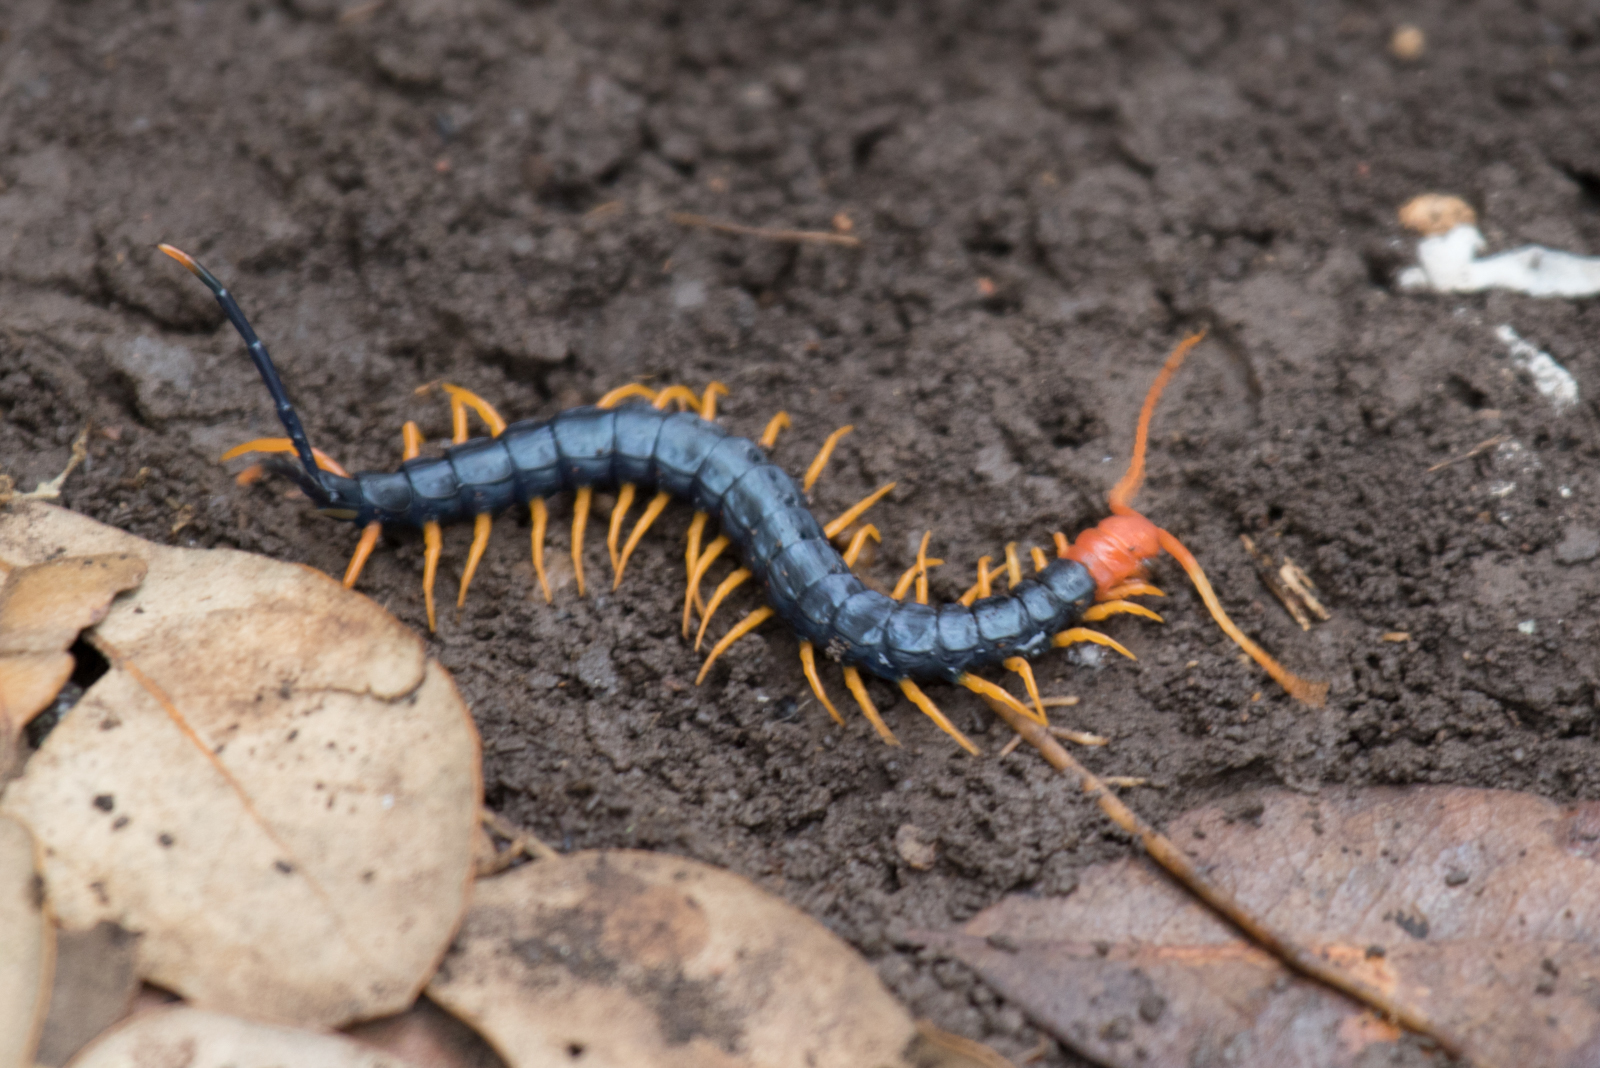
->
1399 224 1600 297
1493 324 1579 412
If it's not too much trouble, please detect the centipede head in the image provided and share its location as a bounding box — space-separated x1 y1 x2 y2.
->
1062 331 1330 707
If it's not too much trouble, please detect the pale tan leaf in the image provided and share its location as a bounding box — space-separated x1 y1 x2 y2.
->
66 1006 421 1068
428 851 919 1068
927 786 1600 1068
32 923 141 1068
0 502 482 1026
0 553 145 741
0 814 52 1068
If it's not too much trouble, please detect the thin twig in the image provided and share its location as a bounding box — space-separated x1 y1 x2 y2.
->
1427 433 1510 474
670 212 861 247
477 808 560 876
0 424 91 506
983 696 1466 1060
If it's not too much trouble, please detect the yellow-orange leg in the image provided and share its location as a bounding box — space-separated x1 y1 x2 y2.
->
221 438 352 476
422 521 442 632
823 483 895 539
1002 657 1048 723
695 606 773 684
760 412 791 448
696 568 752 651
958 555 1006 606
1102 580 1165 601
571 486 592 597
439 383 507 437
891 532 942 603
456 513 494 609
597 383 658 408
653 385 701 413
683 511 709 631
1031 545 1049 572
1004 542 1023 588
898 679 979 755
700 382 729 419
841 524 880 567
798 642 844 725
684 534 730 635
1081 600 1165 624
607 483 637 577
343 522 382 588
1053 627 1136 661
958 672 1044 727
842 667 898 746
530 498 552 603
803 425 853 491
616 490 671 589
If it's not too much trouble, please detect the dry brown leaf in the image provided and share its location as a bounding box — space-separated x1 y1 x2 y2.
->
0 553 145 746
344 997 509 1068
0 502 482 1027
924 786 1600 1068
66 1006 422 1068
0 813 52 1068
32 923 141 1068
428 850 920 1068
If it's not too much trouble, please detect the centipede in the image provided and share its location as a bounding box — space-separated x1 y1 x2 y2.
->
159 243 1327 754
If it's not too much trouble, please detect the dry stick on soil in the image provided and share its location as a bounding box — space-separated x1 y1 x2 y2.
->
1239 534 1330 632
0 425 90 506
983 697 1464 1060
1426 433 1510 474
670 212 862 248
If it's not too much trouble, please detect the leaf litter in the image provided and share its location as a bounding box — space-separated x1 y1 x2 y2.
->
923 785 1600 1068
66 1006 420 1068
0 813 52 1068
0 501 482 1028
0 552 145 779
427 849 996 1068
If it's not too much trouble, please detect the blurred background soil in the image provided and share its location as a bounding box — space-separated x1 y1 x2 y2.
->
4 0 1600 1062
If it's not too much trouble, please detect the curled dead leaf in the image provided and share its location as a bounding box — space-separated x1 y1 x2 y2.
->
0 502 481 1027
428 851 920 1068
0 553 145 753
0 814 52 1068
66 1006 421 1068
925 786 1600 1068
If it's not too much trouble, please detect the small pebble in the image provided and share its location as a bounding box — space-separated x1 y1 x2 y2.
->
894 823 938 869
1555 526 1600 565
1390 24 1425 60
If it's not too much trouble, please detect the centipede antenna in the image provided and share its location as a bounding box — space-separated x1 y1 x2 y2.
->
1107 329 1206 515
158 245 324 489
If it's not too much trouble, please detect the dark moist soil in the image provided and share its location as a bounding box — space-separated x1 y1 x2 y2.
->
4 0 1600 1063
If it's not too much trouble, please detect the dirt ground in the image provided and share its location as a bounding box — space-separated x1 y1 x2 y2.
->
4 0 1600 1062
